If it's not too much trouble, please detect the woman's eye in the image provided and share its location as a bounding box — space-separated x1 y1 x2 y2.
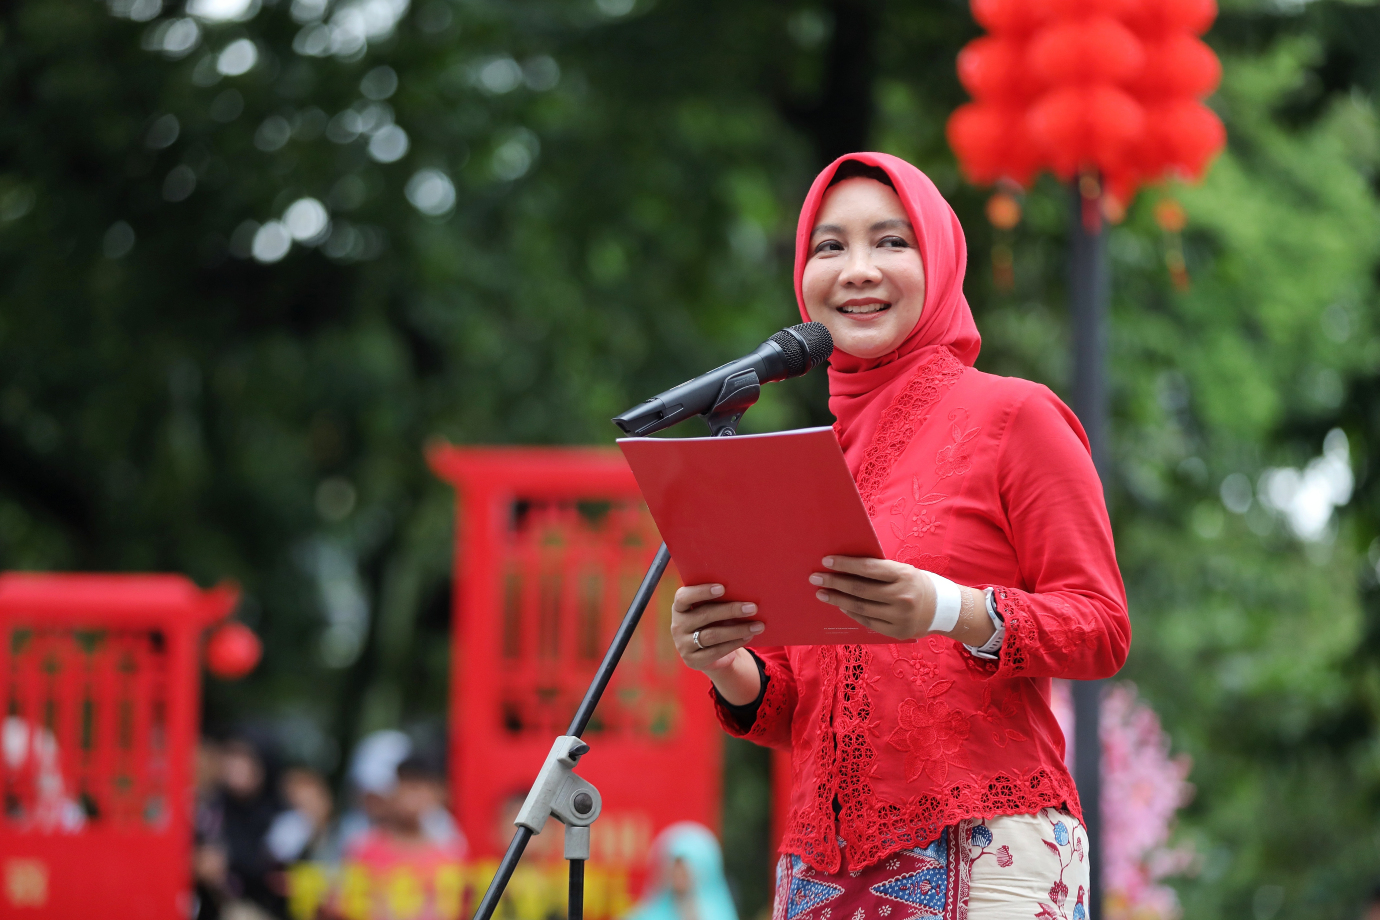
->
879 236 909 249
814 240 844 254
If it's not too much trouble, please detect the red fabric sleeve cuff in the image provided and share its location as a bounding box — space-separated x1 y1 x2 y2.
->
971 585 1030 679
709 653 794 748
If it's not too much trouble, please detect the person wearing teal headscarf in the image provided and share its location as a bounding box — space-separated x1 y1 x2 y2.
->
623 822 739 920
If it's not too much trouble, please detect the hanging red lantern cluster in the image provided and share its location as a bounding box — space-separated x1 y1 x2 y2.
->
947 0 1226 209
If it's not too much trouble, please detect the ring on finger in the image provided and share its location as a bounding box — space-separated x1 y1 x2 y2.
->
692 629 703 650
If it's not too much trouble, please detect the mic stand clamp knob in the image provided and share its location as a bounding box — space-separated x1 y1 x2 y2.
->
514 735 605 836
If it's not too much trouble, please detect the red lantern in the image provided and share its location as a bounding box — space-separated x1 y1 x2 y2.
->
948 103 1013 184
1035 0 1140 19
947 103 1042 186
1135 35 1221 99
1128 0 1217 37
1028 16 1145 87
958 36 1031 102
1152 99 1226 179
1027 85 1145 178
950 0 1223 209
206 622 262 680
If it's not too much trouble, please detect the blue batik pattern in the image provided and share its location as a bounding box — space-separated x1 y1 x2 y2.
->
783 855 845 920
869 828 949 918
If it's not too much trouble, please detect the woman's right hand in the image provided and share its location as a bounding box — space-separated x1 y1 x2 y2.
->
671 584 766 705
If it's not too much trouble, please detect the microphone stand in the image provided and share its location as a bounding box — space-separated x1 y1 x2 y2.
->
469 371 762 920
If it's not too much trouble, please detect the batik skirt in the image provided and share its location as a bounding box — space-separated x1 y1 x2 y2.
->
772 808 1089 920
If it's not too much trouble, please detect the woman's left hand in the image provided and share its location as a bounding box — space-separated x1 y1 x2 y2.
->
810 556 995 645
809 556 936 640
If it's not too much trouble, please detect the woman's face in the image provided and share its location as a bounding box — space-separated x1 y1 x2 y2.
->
667 857 692 898
801 177 926 360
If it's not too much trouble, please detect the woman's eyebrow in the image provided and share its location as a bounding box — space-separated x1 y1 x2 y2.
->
811 218 913 238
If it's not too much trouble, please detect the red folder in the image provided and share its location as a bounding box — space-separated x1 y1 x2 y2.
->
619 427 907 646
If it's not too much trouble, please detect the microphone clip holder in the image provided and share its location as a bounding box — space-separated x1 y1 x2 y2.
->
705 369 760 437
514 735 604 862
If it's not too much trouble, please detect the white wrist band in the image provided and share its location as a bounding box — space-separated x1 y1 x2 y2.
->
924 570 962 634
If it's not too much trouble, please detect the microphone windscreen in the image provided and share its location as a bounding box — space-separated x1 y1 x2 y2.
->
790 322 834 372
769 322 834 377
769 327 808 377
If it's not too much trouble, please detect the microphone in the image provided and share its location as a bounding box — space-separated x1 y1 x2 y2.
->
613 322 833 437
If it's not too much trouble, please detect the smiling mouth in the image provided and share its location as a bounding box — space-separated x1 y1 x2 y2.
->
838 302 891 315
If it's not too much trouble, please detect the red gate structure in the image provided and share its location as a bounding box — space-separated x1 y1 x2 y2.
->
0 573 236 918
430 446 722 919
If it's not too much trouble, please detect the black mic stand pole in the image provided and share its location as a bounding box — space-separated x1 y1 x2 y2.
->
469 370 763 920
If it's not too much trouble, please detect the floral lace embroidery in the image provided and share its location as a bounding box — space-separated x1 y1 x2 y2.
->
790 645 843 868
992 589 1032 676
711 654 794 745
885 642 969 785
887 408 981 576
888 695 970 783
834 646 878 863
854 350 965 516
974 680 1030 749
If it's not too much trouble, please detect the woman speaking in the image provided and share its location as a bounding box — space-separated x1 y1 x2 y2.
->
669 153 1130 920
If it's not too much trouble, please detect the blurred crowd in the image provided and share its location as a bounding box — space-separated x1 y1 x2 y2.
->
188 727 740 920
192 728 464 920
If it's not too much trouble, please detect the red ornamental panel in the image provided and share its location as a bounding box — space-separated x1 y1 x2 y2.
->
0 574 236 918
948 0 1226 207
429 446 722 919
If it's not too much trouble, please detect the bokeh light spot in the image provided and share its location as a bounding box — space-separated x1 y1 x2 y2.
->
326 109 363 144
405 169 455 216
162 165 197 202
290 0 328 22
491 129 539 181
284 198 331 243
252 221 292 262
144 18 202 58
187 0 260 22
367 125 409 163
255 115 292 152
145 114 180 150
217 38 259 76
108 0 164 22
103 222 136 259
477 56 523 94
523 56 560 91
596 0 634 16
360 65 398 100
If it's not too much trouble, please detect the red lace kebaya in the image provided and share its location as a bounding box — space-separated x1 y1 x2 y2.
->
711 153 1130 876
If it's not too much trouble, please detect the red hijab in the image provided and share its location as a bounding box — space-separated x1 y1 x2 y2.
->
793 153 981 469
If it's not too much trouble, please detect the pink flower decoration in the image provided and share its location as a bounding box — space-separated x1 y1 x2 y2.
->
1051 681 1195 920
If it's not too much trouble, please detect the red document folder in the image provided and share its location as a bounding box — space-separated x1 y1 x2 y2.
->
619 427 907 646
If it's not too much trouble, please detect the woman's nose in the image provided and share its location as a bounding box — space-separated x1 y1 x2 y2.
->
838 248 882 285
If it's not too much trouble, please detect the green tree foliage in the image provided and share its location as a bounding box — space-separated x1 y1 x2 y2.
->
2 0 1380 917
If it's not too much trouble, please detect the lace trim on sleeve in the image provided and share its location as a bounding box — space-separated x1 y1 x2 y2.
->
990 587 1031 676
709 651 793 745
